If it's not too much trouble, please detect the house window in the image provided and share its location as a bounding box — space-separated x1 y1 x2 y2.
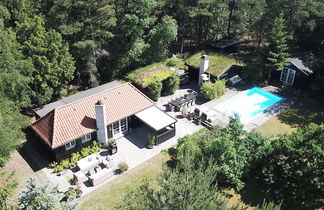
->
81 134 92 143
280 68 296 85
65 140 76 151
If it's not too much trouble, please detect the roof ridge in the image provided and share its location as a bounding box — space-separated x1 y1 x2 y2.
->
55 82 128 110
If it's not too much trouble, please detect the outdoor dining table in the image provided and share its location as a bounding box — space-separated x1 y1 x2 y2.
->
170 91 198 111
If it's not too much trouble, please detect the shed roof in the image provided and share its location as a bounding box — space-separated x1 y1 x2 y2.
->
288 52 315 76
34 81 122 118
31 82 154 148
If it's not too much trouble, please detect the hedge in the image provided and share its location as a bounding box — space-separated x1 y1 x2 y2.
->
200 80 226 100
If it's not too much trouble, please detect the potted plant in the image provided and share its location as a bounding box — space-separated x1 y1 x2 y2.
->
147 133 156 149
181 106 189 118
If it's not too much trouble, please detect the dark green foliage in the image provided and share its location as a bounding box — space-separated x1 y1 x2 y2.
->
165 74 180 94
146 80 162 101
265 14 288 81
177 117 269 191
0 98 28 166
200 80 226 101
259 123 324 209
0 169 18 209
118 152 236 210
16 15 75 104
0 6 33 108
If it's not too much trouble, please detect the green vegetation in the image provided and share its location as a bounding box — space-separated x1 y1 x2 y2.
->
265 14 288 81
146 80 163 102
259 124 324 209
186 51 243 77
0 99 28 167
126 55 185 87
118 162 129 173
165 74 180 94
126 63 174 87
200 80 226 100
79 153 168 209
49 141 101 172
18 177 77 209
0 169 18 209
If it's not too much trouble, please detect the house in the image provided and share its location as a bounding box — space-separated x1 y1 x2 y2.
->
31 81 177 161
279 52 315 87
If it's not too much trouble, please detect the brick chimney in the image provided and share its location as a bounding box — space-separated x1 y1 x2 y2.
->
95 100 108 145
198 55 209 85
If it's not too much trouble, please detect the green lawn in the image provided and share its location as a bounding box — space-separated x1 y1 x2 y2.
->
186 50 244 77
254 116 296 137
78 153 169 209
255 98 324 137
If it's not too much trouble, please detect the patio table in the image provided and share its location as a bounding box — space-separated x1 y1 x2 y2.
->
170 91 197 110
77 153 101 172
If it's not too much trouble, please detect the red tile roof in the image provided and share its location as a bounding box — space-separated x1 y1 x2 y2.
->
31 83 154 148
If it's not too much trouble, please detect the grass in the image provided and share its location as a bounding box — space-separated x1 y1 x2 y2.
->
254 116 296 137
126 56 186 87
78 153 169 209
255 98 324 137
186 50 244 77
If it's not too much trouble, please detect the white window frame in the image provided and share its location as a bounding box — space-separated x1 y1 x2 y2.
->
65 140 76 151
280 67 296 85
81 133 92 143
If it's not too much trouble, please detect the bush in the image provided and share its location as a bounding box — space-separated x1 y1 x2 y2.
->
60 159 70 169
118 162 129 173
89 141 101 153
81 147 91 158
69 152 81 168
147 80 162 101
165 74 180 94
200 80 226 100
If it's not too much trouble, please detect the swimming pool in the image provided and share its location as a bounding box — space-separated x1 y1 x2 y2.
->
213 87 283 123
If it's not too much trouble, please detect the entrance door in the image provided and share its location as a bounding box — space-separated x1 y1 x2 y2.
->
280 68 296 85
112 118 128 139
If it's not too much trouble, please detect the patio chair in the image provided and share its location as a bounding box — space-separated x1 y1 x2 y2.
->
168 103 174 112
191 99 196 106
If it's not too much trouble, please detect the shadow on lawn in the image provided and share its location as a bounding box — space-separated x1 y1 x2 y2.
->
277 99 324 128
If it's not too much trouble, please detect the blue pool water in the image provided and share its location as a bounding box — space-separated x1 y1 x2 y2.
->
213 87 282 123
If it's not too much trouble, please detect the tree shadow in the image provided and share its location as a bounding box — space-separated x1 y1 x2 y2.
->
277 99 324 128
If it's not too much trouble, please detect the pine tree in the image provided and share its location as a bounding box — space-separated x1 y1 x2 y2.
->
265 14 289 81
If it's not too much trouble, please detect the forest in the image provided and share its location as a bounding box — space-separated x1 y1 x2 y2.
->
0 0 323 208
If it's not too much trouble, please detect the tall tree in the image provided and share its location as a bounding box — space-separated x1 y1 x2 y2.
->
0 5 33 107
259 123 324 209
16 16 75 105
0 98 28 166
46 0 116 86
265 14 288 81
118 152 237 209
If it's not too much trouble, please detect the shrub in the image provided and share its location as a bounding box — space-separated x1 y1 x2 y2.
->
165 74 180 94
60 159 70 169
69 152 81 168
118 162 129 173
200 80 225 100
89 141 101 153
146 80 162 101
53 164 64 173
81 147 91 158
147 133 156 145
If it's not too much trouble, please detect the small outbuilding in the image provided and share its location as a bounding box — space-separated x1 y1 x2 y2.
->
279 52 315 87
